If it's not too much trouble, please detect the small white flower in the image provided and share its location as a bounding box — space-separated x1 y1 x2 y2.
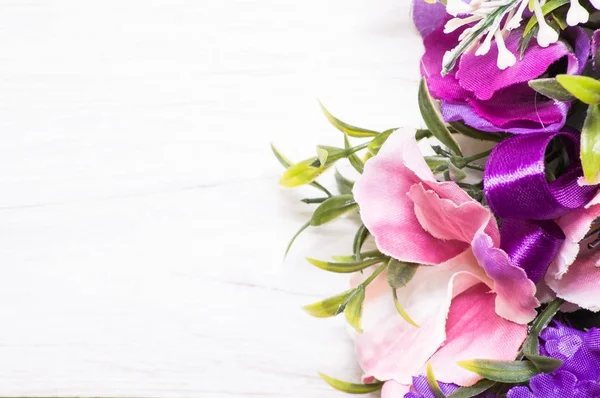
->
567 0 590 26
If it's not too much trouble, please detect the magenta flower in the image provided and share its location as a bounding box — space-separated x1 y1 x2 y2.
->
413 1 589 134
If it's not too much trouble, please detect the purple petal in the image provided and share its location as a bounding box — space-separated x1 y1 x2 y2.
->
411 0 448 38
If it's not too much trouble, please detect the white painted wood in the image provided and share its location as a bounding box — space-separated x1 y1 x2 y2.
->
0 0 423 396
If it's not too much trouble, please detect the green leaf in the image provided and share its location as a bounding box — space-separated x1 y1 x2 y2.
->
316 145 348 166
332 250 381 263
353 224 370 261
449 380 496 398
310 194 358 226
418 79 462 156
524 353 563 373
318 372 383 394
457 359 541 383
271 142 293 168
392 289 419 328
448 161 467 182
521 299 564 357
319 102 379 138
303 289 355 318
387 259 419 289
426 363 448 398
344 134 364 173
368 129 395 156
581 104 600 183
518 25 537 59
335 169 354 195
280 157 330 188
271 143 332 196
523 0 569 38
448 122 506 142
306 256 385 273
425 156 449 170
528 78 575 102
345 285 365 333
285 221 310 257
556 75 600 105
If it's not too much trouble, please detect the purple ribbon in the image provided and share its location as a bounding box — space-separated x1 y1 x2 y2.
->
484 131 598 282
484 131 597 220
500 219 565 283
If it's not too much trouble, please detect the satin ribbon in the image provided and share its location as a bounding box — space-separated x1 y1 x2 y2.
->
484 131 598 282
484 131 597 220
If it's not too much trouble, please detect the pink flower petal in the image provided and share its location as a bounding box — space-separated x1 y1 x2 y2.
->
351 251 492 384
382 380 410 397
549 198 600 278
472 231 539 324
408 183 494 244
547 241 600 311
354 131 468 265
427 284 528 386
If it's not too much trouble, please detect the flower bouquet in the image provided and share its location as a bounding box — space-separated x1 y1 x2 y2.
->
274 0 600 397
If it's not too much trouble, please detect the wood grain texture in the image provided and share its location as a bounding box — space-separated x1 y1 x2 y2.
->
0 0 423 396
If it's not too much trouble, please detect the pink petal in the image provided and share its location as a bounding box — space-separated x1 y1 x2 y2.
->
354 130 468 265
547 241 600 311
408 183 495 244
472 231 539 324
549 200 600 278
427 284 528 386
352 251 492 384
382 380 410 397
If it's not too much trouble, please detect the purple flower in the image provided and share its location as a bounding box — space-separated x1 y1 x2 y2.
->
404 375 459 398
413 2 590 134
403 375 496 398
507 322 600 397
506 371 600 398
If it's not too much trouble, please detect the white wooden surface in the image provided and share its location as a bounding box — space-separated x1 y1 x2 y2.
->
0 1 424 396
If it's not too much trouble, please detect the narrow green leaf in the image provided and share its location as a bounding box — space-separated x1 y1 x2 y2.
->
524 353 563 373
581 104 600 183
318 372 383 394
387 259 419 289
448 122 506 142
449 380 496 398
345 285 365 333
306 256 384 273
344 134 364 173
332 250 381 263
319 102 379 138
310 194 358 226
316 147 328 165
272 144 332 196
353 224 370 261
285 221 310 257
335 169 354 195
303 289 355 318
523 0 569 37
418 79 462 156
426 363 448 398
457 359 541 383
556 75 600 105
368 129 395 156
521 299 564 357
529 78 575 101
392 289 419 328
280 157 330 188
425 156 449 170
271 142 293 168
519 25 537 59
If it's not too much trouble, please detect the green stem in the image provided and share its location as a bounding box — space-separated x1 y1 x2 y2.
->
361 259 389 287
301 197 328 204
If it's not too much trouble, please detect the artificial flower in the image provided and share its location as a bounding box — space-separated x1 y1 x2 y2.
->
506 322 600 397
546 192 600 310
414 0 589 134
350 130 535 389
